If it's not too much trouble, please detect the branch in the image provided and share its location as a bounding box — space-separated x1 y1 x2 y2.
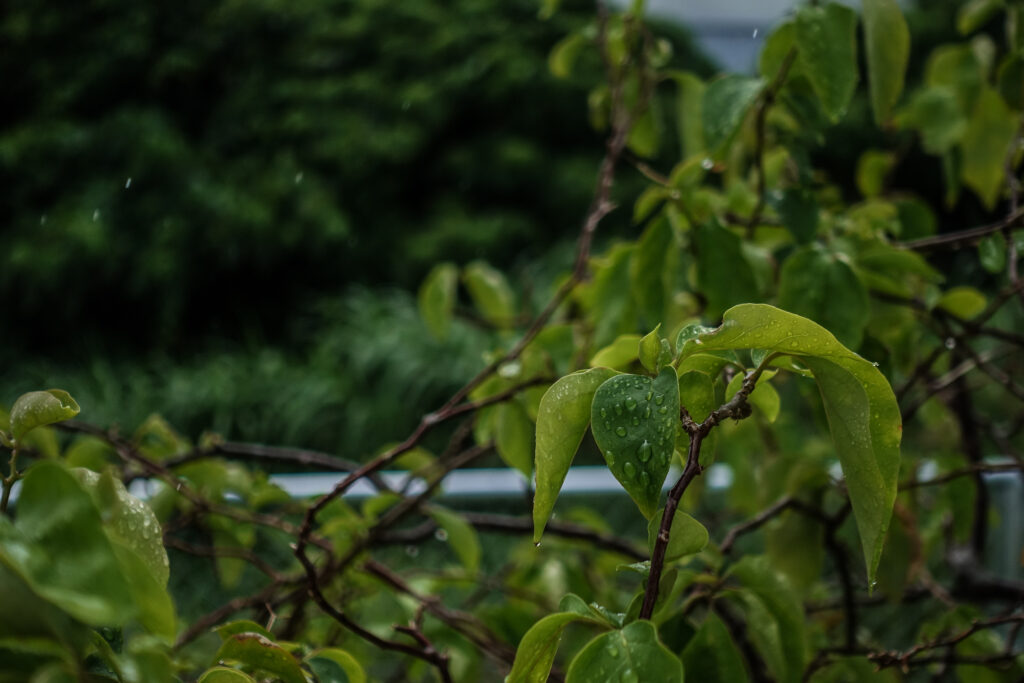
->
897 207 1024 251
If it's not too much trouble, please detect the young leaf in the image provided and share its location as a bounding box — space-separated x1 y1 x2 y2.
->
9 390 80 442
647 508 709 562
678 304 900 582
534 368 618 542
591 368 679 519
702 75 763 156
795 2 859 121
565 620 683 683
213 633 308 683
417 262 458 340
428 505 482 573
638 325 663 374
507 612 594 683
863 0 910 126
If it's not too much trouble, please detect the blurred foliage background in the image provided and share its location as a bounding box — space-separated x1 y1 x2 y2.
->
0 0 975 456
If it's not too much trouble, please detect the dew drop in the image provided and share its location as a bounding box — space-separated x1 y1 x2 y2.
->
606 451 616 465
658 406 668 414
694 338 703 345
654 395 664 405
615 426 628 437
622 670 639 683
625 397 637 411
752 28 759 38
631 417 639 426
92 209 100 221
607 644 619 658
944 337 956 350
600 408 608 418
624 462 637 478
604 421 612 430
434 528 449 542
638 440 652 462
645 391 653 401
124 177 132 189
700 158 714 170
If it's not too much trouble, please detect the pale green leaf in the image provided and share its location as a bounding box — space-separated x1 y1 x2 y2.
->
863 0 910 125
549 33 587 79
9 390 80 442
533 368 618 542
428 505 481 573
463 260 516 327
937 286 987 319
590 334 642 370
638 325 663 374
591 369 679 519
198 668 258 683
495 401 535 479
679 305 901 581
647 508 709 562
506 612 589 683
673 71 706 157
417 262 458 340
957 0 1005 35
962 88 1019 209
725 373 781 424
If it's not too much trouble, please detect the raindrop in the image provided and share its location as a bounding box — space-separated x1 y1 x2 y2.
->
624 462 637 478
606 451 616 465
631 417 639 426
694 338 703 345
638 440 652 462
124 177 132 189
615 403 624 415
643 406 651 418
40 215 47 225
625 397 637 411
405 545 420 557
434 528 449 542
615 426 628 437
658 406 668 414
622 669 639 683
752 28 759 38
604 421 612 430
607 644 619 658
294 172 304 184
640 471 650 487
944 337 956 350
534 541 541 548
645 391 653 401
92 209 100 221
871 361 879 367
700 158 714 170
654 395 664 406
600 408 608 419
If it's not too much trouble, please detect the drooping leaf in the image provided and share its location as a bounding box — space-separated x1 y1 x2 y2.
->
307 648 366 683
682 612 750 683
702 75 763 156
647 508 709 562
533 368 618 542
417 262 458 340
427 505 481 573
777 245 870 349
506 612 594 683
565 620 683 683
795 2 859 121
961 87 1019 208
9 390 80 442
108 539 176 640
213 634 307 683
863 0 910 125
591 368 679 519
463 260 516 327
495 400 535 479
678 305 901 582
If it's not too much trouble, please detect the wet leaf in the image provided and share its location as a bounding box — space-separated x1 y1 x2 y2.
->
795 2 859 121
565 620 682 683
647 508 709 562
213 633 307 683
9 390 80 442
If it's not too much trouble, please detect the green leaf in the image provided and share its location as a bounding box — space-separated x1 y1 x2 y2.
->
9 390 80 442
427 505 481 573
673 72 706 158
863 0 910 126
534 368 618 542
463 260 516 327
628 107 659 158
926 45 984 113
856 150 896 199
772 188 819 244
417 262 458 340
591 368 679 519
638 325 663 374
679 305 900 582
896 87 967 154
729 556 806 683
73 469 170 587
213 634 308 683
590 334 642 370
682 613 750 683
647 508 709 562
937 286 987 319
506 612 590 683
630 219 673 327
702 75 764 156
495 401 535 479
678 370 717 464
777 245 870 349
962 88 1019 209
795 2 859 121
109 539 176 639
957 0 1005 35
306 648 366 683
978 234 1007 273
549 32 587 79
565 621 683 683
215 620 275 641
997 54 1024 110
1 461 133 625
694 221 759 319
198 668 258 683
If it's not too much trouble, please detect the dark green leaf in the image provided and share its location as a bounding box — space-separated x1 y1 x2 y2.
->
795 2 859 121
896 87 967 154
630 219 673 327
702 75 763 156
997 53 1024 109
772 188 819 244
863 0 910 125
565 620 683 683
417 262 458 340
213 634 307 683
777 245 870 349
215 621 275 641
694 221 759 319
534 368 618 542
9 390 80 442
647 508 709 562
682 613 750 683
956 0 1005 34
591 369 679 519
978 234 1007 273
679 305 900 582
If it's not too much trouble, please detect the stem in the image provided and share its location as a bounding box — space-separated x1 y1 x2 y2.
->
1 447 20 514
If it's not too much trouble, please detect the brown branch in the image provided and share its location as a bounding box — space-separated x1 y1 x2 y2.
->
897 207 1024 250
719 496 823 554
868 613 1024 671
